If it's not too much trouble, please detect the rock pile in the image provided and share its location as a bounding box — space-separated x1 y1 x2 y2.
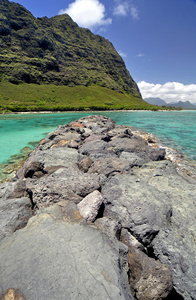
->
0 115 195 299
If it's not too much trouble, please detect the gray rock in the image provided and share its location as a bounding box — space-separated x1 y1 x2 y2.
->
78 115 116 133
109 136 148 154
81 127 92 138
102 173 172 245
39 130 82 150
94 212 172 300
67 139 80 149
79 139 112 158
134 263 172 300
79 138 118 161
84 134 108 143
148 147 166 161
47 130 81 143
120 229 172 300
0 180 27 200
23 161 45 178
108 125 130 137
88 157 132 176
46 130 81 149
109 137 165 161
26 166 105 208
78 190 103 222
16 147 79 179
1 115 195 299
37 147 79 168
120 228 145 252
0 205 133 300
0 196 32 242
102 159 196 299
0 182 17 200
120 152 145 167
78 156 93 172
95 216 122 241
134 161 196 298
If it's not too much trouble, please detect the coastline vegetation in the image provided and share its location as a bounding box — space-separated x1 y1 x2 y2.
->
0 82 164 113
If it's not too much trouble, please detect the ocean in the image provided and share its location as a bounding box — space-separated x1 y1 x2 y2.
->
0 110 196 166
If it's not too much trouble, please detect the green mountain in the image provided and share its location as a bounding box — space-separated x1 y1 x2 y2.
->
0 0 157 112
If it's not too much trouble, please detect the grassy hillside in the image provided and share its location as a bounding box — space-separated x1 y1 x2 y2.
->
0 1 166 112
0 82 159 112
0 0 141 96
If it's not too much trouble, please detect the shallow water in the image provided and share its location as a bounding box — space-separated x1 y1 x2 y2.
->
0 110 196 165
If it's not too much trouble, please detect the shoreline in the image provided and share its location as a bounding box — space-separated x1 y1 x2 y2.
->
0 108 185 115
134 129 196 180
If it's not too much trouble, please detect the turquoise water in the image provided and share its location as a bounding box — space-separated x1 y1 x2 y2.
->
0 110 196 164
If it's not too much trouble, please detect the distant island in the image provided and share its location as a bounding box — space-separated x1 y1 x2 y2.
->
145 97 196 110
0 0 165 112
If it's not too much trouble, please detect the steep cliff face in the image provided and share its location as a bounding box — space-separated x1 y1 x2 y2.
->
0 0 140 97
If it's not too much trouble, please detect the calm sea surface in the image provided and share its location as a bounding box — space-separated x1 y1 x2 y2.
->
0 110 196 165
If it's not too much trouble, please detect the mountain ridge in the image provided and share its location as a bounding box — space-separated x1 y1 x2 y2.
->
145 97 196 109
0 0 140 96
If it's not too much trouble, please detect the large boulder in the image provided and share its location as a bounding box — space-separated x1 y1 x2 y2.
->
102 159 196 299
0 204 132 300
0 195 32 242
17 147 79 178
102 172 172 246
135 160 196 300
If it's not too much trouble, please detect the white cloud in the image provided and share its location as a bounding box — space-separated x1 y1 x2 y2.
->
58 0 112 29
113 1 139 19
113 3 129 16
118 50 127 58
130 6 139 19
138 81 196 104
137 53 144 57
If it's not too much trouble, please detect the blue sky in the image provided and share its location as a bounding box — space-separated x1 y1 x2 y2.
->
12 0 196 103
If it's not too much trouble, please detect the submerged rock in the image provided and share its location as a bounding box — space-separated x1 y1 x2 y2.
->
0 115 195 300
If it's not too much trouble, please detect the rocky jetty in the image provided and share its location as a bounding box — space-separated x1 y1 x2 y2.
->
0 115 195 300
